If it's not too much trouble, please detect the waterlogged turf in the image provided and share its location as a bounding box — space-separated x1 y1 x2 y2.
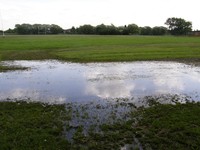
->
1 35 200 149
0 101 70 149
1 101 200 149
0 63 27 72
132 102 200 149
0 35 200 62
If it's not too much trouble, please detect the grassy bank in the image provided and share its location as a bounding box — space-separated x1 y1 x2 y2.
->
0 35 200 62
1 101 200 149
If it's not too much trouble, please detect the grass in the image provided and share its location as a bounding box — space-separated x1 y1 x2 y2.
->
1 35 200 149
69 102 200 150
132 102 200 149
0 35 200 62
0 101 70 150
1 101 200 149
0 65 27 72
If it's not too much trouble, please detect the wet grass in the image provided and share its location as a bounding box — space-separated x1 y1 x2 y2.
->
132 102 200 149
0 65 27 72
0 35 200 62
1 100 200 149
0 101 70 150
67 101 200 149
1 35 200 149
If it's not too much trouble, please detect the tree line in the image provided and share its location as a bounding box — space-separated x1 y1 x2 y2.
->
68 24 168 35
4 17 193 35
5 24 63 35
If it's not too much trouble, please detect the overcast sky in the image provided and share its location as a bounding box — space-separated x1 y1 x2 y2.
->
0 0 200 30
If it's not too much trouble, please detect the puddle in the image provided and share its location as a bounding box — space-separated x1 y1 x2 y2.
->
1 60 200 143
0 60 200 104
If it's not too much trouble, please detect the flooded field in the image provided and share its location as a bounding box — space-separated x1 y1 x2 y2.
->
1 60 200 146
1 60 200 104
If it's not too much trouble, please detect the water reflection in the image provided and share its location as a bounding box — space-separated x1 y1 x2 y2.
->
0 60 200 104
85 80 135 99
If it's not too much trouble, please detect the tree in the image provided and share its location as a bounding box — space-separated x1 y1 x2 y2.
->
49 24 63 34
152 26 167 35
127 24 139 34
71 26 76 34
122 25 129 35
165 17 192 35
14 23 63 34
32 24 40 34
106 24 120 35
15 24 32 34
95 24 108 35
77 25 95 34
140 26 152 35
5 28 16 34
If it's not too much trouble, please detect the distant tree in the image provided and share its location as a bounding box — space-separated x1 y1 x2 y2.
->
77 25 95 34
32 24 40 34
152 26 167 35
127 24 139 34
32 24 47 34
71 26 76 34
106 24 120 35
122 25 129 35
49 24 63 34
15 24 32 34
95 24 120 35
14 23 63 34
115 26 124 35
95 24 108 35
5 28 16 34
140 26 152 35
165 17 192 35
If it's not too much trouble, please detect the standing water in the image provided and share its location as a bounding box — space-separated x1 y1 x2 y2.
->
0 60 200 104
2 60 200 145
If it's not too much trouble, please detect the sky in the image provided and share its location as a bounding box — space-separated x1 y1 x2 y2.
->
0 0 200 30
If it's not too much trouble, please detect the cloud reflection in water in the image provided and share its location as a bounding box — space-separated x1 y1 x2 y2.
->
1 61 200 103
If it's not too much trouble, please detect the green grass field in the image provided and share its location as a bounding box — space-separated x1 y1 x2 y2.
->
1 101 200 149
1 35 200 149
0 35 200 62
